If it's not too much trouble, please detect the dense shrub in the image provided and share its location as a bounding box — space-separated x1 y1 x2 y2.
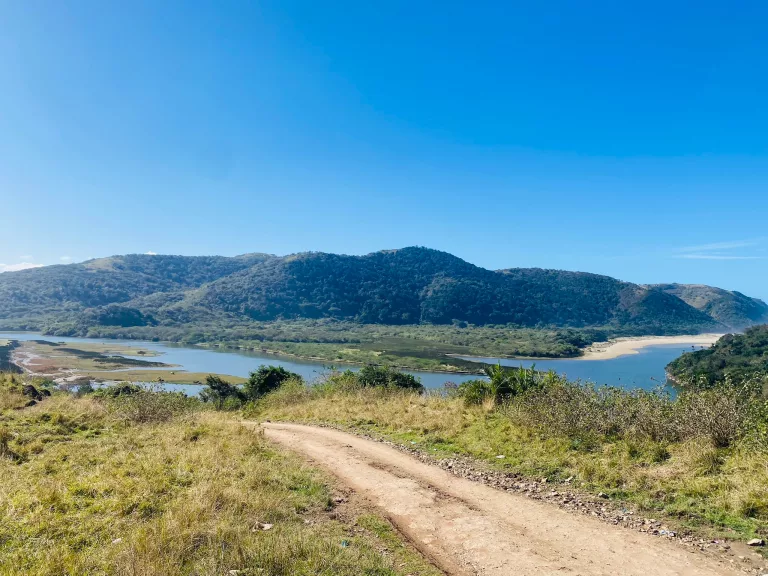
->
510 375 768 448
456 379 495 405
85 304 156 327
74 382 95 397
199 375 245 409
458 365 558 406
253 367 424 413
244 365 303 400
356 365 423 391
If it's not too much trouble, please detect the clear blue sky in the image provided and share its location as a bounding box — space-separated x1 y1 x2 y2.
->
1 1 767 299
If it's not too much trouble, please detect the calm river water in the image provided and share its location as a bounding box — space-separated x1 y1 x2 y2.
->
1 332 707 395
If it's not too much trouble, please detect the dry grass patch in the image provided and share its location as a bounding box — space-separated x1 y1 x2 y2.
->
0 385 440 576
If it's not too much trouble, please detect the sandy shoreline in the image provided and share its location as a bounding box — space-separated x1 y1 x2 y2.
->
579 333 724 360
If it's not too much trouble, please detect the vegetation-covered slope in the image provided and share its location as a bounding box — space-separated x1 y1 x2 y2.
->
0 253 271 320
667 325 768 384
177 248 720 332
0 247 730 334
652 283 768 330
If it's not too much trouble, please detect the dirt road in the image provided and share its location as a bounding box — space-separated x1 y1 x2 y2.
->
261 422 747 576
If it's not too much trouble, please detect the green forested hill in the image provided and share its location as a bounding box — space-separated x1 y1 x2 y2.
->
151 247 716 331
651 283 768 330
667 325 768 383
0 247 734 334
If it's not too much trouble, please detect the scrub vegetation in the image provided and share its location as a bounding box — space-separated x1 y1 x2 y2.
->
54 321 602 372
258 366 768 542
668 325 768 385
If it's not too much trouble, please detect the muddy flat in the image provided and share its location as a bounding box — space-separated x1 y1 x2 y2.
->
261 422 744 576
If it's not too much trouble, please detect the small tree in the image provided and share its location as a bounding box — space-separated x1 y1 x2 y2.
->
356 365 423 391
244 365 302 400
456 379 495 406
200 375 245 409
75 382 95 398
484 363 513 401
478 363 550 405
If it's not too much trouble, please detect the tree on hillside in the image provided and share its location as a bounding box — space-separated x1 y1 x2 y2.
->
200 375 245 409
356 365 423 391
244 365 302 400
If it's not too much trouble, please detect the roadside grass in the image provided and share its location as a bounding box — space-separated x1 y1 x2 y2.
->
257 377 768 542
0 378 440 576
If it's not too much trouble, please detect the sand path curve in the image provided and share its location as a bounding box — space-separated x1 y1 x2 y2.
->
261 422 745 576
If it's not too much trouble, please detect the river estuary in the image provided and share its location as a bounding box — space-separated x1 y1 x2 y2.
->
1 332 710 395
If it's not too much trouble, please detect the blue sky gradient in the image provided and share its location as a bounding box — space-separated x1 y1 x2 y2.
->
1 1 767 299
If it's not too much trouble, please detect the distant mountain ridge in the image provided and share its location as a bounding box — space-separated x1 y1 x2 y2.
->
0 247 757 334
0 253 272 320
125 248 719 333
650 283 768 330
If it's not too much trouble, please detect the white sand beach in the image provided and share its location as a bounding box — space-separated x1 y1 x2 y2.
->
579 333 725 360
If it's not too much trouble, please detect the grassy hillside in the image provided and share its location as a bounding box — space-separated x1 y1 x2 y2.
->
667 325 768 384
0 375 438 576
653 284 768 330
0 253 271 321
